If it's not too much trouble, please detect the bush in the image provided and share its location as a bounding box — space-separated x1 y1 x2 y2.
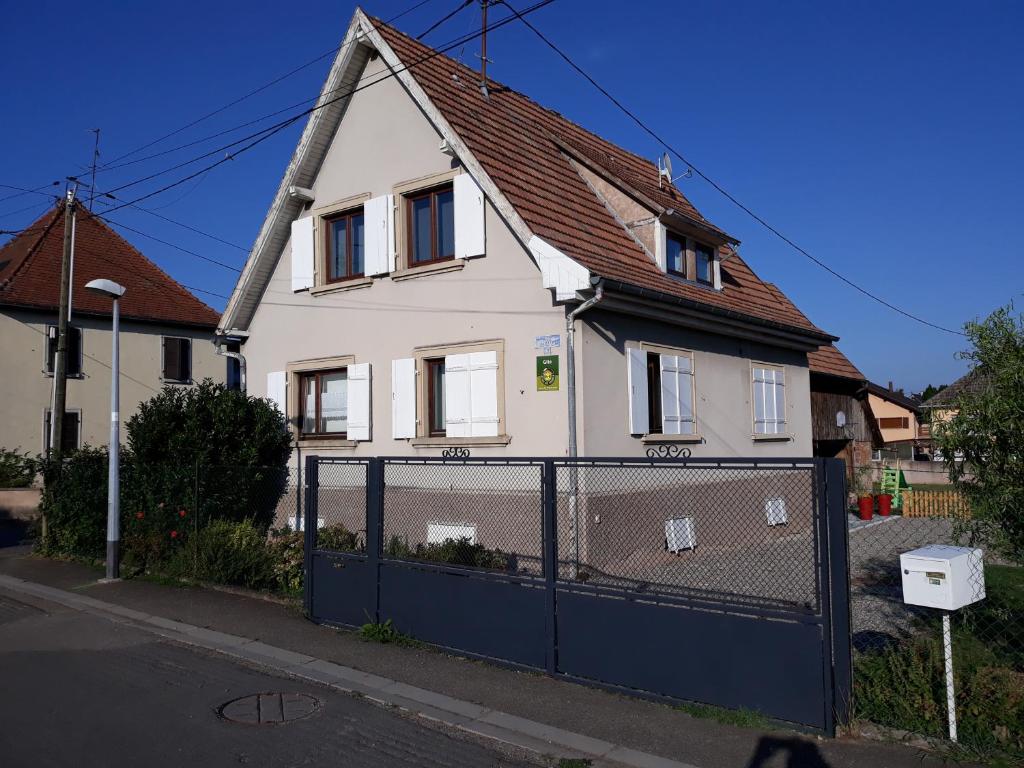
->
168 519 274 589
385 535 513 570
318 524 362 552
266 527 304 595
127 380 291 531
38 447 111 560
0 449 37 488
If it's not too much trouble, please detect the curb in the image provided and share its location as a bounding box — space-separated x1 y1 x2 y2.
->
0 573 699 768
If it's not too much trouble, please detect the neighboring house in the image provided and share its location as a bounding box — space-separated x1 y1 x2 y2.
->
219 11 839 459
807 343 880 484
866 381 923 460
920 369 988 425
0 206 224 454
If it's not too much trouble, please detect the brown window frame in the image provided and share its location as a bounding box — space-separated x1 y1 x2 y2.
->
694 242 715 286
323 208 365 284
426 357 446 437
666 232 687 279
406 184 455 267
878 416 910 430
646 352 663 434
161 336 192 384
298 367 349 439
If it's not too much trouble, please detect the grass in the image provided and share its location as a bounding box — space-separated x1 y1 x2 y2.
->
358 619 422 648
673 701 771 729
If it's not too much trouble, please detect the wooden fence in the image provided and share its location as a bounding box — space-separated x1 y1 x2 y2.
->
901 489 971 518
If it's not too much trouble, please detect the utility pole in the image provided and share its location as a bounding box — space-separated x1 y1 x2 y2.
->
479 1 491 99
50 186 77 471
88 129 101 210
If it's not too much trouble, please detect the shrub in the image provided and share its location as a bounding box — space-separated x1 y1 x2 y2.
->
385 535 513 570
266 527 304 595
169 519 274 589
0 449 37 488
127 380 291 530
38 447 111 560
318 524 362 552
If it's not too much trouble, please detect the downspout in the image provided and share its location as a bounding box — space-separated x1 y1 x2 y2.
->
565 279 604 579
215 335 247 394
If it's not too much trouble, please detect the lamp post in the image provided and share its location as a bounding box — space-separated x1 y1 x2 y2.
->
85 279 126 581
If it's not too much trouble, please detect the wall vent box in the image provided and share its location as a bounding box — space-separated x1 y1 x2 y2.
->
900 545 985 610
427 522 476 545
765 498 787 526
665 517 696 553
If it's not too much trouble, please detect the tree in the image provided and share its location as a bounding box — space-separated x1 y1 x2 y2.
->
919 383 948 402
935 305 1024 563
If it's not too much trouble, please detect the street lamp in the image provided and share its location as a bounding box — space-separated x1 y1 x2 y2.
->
85 278 126 581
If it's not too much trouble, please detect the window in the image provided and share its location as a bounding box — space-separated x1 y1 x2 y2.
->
878 416 910 430
694 242 714 285
426 358 446 436
666 233 686 278
324 208 365 282
407 184 455 265
871 449 882 462
162 337 192 383
45 324 82 376
299 368 348 437
43 409 80 454
626 346 696 436
752 365 786 435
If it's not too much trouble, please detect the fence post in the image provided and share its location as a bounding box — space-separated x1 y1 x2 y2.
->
303 455 318 619
542 459 558 676
823 458 853 732
295 444 302 532
367 458 383 625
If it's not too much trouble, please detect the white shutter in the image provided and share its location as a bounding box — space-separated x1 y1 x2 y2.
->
627 347 649 435
660 354 695 435
391 358 416 439
753 367 768 434
468 351 499 437
454 173 485 259
346 363 371 441
290 218 314 291
753 367 785 435
444 353 471 437
267 371 287 417
713 255 722 290
363 194 394 276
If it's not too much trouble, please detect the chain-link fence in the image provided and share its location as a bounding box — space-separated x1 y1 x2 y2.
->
848 510 1023 757
380 461 544 574
313 460 367 553
554 462 821 611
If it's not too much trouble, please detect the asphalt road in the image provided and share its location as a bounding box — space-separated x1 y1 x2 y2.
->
0 590 535 768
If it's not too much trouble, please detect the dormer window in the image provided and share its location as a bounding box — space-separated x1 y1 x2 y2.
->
662 229 719 288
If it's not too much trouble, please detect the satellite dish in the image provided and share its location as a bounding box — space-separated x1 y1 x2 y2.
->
658 152 673 187
836 411 847 428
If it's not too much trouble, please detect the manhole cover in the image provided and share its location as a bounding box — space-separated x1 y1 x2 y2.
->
218 693 321 725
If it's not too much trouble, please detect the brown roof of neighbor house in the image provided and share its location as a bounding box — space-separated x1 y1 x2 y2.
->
371 18 829 339
921 369 990 408
866 380 921 412
0 206 219 328
808 344 864 381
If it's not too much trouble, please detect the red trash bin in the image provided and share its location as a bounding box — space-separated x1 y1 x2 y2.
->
858 496 874 521
876 493 892 516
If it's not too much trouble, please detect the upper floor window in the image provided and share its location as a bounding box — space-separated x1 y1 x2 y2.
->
666 233 686 278
162 337 192 383
878 416 910 430
695 242 714 285
407 184 455 266
45 324 82 376
752 365 786 435
300 368 348 437
324 208 365 282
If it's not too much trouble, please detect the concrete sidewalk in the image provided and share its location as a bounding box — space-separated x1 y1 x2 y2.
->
0 547 956 768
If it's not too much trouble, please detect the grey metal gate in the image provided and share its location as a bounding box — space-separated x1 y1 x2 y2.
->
305 456 851 734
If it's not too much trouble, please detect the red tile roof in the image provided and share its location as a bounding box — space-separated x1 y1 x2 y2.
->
0 206 219 328
373 18 828 338
807 344 864 381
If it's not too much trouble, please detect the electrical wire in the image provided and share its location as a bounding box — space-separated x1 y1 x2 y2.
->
499 1 964 337
417 0 473 39
98 0 440 170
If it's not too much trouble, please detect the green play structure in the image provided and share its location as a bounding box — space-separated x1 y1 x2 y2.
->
879 465 912 508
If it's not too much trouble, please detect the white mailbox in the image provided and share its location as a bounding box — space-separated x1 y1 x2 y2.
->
900 545 985 611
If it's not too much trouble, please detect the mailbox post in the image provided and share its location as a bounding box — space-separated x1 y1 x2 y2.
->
900 545 986 742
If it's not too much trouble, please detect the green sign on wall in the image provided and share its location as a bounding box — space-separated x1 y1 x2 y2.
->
536 355 559 391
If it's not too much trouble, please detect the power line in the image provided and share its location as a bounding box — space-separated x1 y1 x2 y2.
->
99 0 440 170
88 0 557 216
417 0 473 39
74 240 229 300
499 1 964 338
95 192 249 251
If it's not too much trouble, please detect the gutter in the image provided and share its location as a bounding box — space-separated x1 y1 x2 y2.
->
565 279 604 458
215 332 248 394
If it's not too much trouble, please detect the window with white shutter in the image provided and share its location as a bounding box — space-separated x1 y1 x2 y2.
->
391 358 417 439
752 365 786 435
441 351 499 438
627 345 696 436
363 194 395 276
346 363 371 441
266 371 287 417
409 342 504 440
453 173 485 259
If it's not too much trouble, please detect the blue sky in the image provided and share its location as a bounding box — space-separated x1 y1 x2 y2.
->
2 0 1021 393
